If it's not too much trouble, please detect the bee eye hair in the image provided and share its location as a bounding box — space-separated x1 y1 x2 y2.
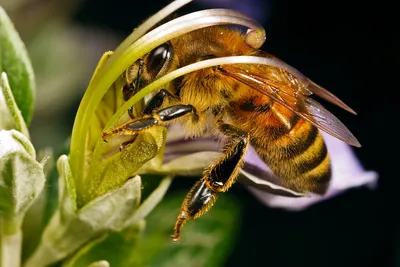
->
147 42 173 77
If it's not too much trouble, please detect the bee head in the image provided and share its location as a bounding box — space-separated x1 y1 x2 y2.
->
144 42 174 79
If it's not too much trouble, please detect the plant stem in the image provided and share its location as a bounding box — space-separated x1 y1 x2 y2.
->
0 217 22 267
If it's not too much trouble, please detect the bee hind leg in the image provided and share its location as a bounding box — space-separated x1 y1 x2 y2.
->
207 122 250 192
171 122 249 242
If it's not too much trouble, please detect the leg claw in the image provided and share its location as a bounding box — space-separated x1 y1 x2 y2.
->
101 132 109 143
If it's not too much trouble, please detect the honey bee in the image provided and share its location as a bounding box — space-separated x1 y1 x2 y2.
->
102 25 360 242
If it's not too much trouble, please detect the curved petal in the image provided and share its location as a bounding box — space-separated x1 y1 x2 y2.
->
163 124 222 163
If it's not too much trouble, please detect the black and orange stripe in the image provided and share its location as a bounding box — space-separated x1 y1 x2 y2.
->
233 95 331 194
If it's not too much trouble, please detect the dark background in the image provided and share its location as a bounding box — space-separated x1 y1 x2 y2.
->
72 0 397 266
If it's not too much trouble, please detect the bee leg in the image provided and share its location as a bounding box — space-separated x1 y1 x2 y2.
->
206 123 249 192
171 123 249 242
123 60 144 119
101 116 158 142
142 89 176 115
116 88 175 147
127 88 177 119
119 135 138 151
171 179 217 242
122 83 137 119
102 103 198 142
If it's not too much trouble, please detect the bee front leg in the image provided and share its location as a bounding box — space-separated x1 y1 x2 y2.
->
123 59 144 119
142 89 176 115
102 89 178 144
101 98 198 144
172 123 249 242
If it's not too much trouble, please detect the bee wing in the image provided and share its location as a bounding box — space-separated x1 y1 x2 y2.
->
256 51 357 114
219 65 361 147
307 79 357 115
302 97 361 147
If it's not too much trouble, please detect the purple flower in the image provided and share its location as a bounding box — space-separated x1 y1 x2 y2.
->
157 124 378 211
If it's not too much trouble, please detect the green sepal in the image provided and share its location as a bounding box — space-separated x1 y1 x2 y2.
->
69 51 167 207
82 126 167 206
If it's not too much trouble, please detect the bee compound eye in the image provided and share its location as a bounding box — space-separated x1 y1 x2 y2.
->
147 43 172 77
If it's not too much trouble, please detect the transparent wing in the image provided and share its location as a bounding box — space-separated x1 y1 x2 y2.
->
219 65 361 147
307 79 357 115
302 97 361 147
256 51 357 114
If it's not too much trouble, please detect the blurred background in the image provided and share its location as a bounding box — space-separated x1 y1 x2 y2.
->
0 0 397 266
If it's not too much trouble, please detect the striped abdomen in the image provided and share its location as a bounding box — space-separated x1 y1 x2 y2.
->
232 93 331 194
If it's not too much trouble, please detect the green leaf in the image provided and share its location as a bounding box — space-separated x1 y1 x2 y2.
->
0 72 29 137
24 156 143 267
0 130 44 231
64 175 173 267
59 192 241 267
0 130 44 267
0 6 36 124
61 222 144 267
124 176 173 227
0 75 14 131
0 151 44 223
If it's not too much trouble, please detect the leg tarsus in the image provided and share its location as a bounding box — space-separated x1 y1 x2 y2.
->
101 104 199 143
119 136 137 151
171 179 217 242
101 132 109 142
101 116 157 143
171 210 189 242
